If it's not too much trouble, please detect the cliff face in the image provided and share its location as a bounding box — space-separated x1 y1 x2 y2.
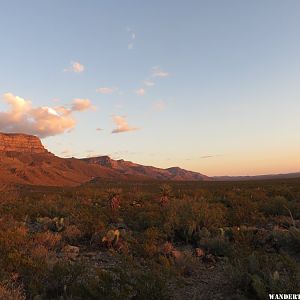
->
0 133 48 154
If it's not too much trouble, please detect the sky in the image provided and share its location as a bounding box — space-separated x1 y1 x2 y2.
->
0 0 300 176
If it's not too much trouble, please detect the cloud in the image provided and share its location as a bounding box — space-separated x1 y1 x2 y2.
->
0 93 92 138
96 87 115 94
71 98 93 111
127 27 136 50
135 88 145 96
112 115 138 133
153 100 166 111
152 66 169 78
64 61 85 73
200 154 224 159
144 80 155 87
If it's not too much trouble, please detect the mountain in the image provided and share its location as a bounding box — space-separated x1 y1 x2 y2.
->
214 173 300 181
0 132 210 186
0 133 137 186
81 156 210 181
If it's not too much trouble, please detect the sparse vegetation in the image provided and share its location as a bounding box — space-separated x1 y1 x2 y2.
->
0 178 300 299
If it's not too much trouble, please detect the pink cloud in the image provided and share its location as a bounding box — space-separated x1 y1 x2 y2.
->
112 115 138 133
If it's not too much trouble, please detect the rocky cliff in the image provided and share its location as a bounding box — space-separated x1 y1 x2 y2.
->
0 133 48 153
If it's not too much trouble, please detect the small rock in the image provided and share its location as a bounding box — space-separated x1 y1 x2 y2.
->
195 247 205 257
171 250 182 260
204 254 216 263
62 245 80 260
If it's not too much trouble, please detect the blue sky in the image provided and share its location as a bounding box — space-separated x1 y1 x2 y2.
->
0 0 300 175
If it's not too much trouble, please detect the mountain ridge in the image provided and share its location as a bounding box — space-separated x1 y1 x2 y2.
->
0 132 210 186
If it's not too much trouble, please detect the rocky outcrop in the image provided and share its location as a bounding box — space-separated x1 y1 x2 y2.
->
0 133 48 153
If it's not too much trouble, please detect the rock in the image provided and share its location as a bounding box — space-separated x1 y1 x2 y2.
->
204 254 216 263
195 247 205 257
0 133 48 153
62 245 80 260
171 250 183 260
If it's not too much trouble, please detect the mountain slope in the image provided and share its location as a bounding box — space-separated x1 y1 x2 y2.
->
0 133 210 186
81 156 210 181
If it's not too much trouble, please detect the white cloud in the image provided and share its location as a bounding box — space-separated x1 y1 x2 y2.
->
152 66 169 78
144 80 155 87
135 88 145 96
0 93 93 138
64 61 85 73
127 27 136 50
96 87 115 94
112 115 138 133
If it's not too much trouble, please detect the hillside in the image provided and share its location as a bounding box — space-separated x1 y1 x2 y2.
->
81 156 210 181
0 133 210 186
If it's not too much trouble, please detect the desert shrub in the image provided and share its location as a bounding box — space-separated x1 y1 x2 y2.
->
34 231 62 250
0 282 25 300
163 198 227 243
63 225 83 244
139 227 164 258
262 196 289 217
41 261 86 299
227 196 261 226
230 252 299 299
60 262 169 300
198 236 232 257
274 227 300 253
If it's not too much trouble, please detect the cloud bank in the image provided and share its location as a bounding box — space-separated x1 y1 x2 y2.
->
0 93 93 138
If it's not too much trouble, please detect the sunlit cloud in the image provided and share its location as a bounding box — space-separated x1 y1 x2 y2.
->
135 88 145 96
0 93 92 138
200 154 224 159
152 66 169 78
64 61 85 73
96 87 115 94
71 98 94 111
112 115 138 133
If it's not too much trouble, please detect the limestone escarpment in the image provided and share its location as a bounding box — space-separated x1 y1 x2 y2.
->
0 132 48 154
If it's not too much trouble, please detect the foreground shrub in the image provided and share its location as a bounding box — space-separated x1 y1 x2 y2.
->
230 252 299 299
0 282 25 300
